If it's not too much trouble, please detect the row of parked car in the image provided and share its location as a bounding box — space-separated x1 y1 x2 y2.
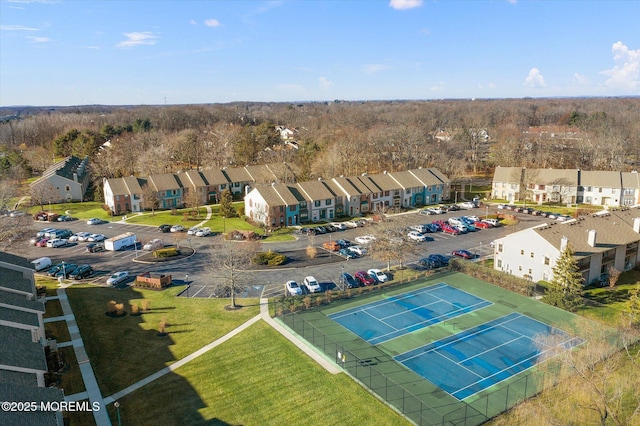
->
497 205 572 221
31 228 108 251
300 219 367 236
285 269 390 295
44 261 95 280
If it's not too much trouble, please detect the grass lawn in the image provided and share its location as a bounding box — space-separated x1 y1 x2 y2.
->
44 298 64 318
28 201 111 221
110 320 408 426
45 320 71 343
57 346 86 395
580 281 640 322
66 284 260 396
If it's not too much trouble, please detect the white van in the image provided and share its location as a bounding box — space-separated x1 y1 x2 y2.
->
143 239 164 251
31 257 52 272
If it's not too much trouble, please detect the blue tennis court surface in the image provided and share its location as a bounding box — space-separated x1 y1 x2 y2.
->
395 312 584 400
328 283 492 345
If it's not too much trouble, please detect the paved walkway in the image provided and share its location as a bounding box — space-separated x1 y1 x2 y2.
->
103 313 261 405
56 286 111 426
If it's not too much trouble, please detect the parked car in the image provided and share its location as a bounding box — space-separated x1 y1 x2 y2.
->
410 224 429 233
47 238 68 248
195 227 210 237
322 241 341 251
86 218 104 225
30 236 46 246
338 248 357 259
347 245 367 256
107 271 129 286
303 276 322 293
430 253 450 266
556 215 572 222
285 280 303 296
143 239 164 251
340 272 359 289
36 228 55 238
452 249 474 259
355 270 376 286
57 215 76 222
69 264 93 280
55 264 77 278
74 232 92 242
330 222 346 230
36 238 50 247
483 218 500 227
354 235 376 245
187 227 201 235
420 209 435 215
368 268 388 283
46 263 65 276
87 234 106 242
442 224 461 235
419 256 439 269
407 231 427 242
170 225 185 233
343 220 359 229
86 243 104 253
336 239 351 248
158 224 172 233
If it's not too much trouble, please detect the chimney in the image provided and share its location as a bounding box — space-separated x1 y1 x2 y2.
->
634 217 640 233
560 236 569 252
587 230 597 247
73 173 78 182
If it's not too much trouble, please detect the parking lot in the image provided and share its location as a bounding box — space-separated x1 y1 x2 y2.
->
25 206 548 299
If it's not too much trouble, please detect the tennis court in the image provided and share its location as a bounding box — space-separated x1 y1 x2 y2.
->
328 283 492 345
395 312 584 399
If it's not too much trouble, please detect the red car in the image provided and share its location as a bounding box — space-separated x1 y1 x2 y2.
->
474 221 491 229
442 224 461 235
36 238 50 247
452 249 474 259
355 270 376 286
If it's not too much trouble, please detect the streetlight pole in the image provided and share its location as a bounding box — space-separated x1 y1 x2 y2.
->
485 205 489 220
341 266 344 289
114 401 121 426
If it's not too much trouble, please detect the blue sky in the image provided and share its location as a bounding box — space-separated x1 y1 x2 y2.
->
1 0 639 106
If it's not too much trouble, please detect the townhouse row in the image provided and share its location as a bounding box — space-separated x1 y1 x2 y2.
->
244 168 450 227
103 163 293 214
492 166 640 207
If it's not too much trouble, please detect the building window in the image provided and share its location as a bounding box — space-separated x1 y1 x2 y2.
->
172 190 177 195
289 205 296 212
497 259 502 268
384 191 390 197
279 206 284 212
221 184 226 189
406 188 411 194
325 199 331 206
530 252 534 258
65 185 70 191
544 256 550 265
372 193 378 199
520 249 524 255
314 200 321 207
116 195 120 201
498 243 503 253
300 201 307 208
528 268 532 274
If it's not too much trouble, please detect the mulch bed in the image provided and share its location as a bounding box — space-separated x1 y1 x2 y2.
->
248 249 347 270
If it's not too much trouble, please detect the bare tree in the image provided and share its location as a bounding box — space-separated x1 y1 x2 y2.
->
369 216 419 270
607 266 621 289
140 183 159 215
30 181 58 210
208 239 261 308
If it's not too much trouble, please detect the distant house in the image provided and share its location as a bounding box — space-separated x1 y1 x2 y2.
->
103 176 144 214
200 169 231 204
296 180 336 222
222 167 253 196
178 170 209 206
30 155 90 203
0 251 65 425
578 170 623 207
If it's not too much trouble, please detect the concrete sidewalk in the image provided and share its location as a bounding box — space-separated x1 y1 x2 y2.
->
259 298 340 374
57 288 112 426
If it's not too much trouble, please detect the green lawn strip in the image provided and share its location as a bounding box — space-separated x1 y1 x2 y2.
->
44 298 64 318
36 276 64 297
45 320 71 343
66 284 259 396
28 201 111 220
579 282 639 322
109 321 408 426
57 345 86 395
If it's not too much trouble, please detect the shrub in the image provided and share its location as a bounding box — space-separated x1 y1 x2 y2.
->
141 300 151 311
153 247 178 258
306 245 317 259
252 251 287 266
115 303 124 316
131 304 140 315
107 300 116 314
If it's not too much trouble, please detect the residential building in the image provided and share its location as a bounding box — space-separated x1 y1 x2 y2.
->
200 168 231 204
327 176 372 217
296 180 336 222
103 176 144 214
178 170 209 206
30 155 90 203
147 173 184 209
493 208 640 285
409 167 450 204
578 170 623 207
0 251 64 425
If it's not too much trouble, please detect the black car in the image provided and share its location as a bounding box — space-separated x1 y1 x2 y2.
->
158 224 172 233
430 253 450 266
69 264 93 280
55 264 78 278
86 242 104 253
340 272 360 289
46 263 65 277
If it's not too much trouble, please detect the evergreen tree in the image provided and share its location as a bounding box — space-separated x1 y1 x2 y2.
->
219 189 237 218
543 243 584 312
627 288 640 328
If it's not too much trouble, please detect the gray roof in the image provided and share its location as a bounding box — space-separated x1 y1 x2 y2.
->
30 155 89 187
525 168 579 186
0 326 47 371
106 176 144 196
353 176 381 193
0 382 64 426
492 166 523 184
178 170 207 188
200 169 231 186
251 186 285 207
621 172 640 189
388 170 423 189
148 173 183 192
408 168 444 186
0 369 38 388
244 165 277 184
0 290 45 313
367 173 399 191
272 184 300 205
0 268 34 294
427 168 451 184
296 180 335 201
0 251 33 270
579 170 622 188
222 166 253 183
535 208 640 258
329 177 366 197
0 306 40 328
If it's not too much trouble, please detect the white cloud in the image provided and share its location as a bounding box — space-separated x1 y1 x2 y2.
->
363 64 390 75
389 0 423 10
524 67 546 88
601 41 640 91
204 18 221 27
26 35 50 43
0 24 39 31
573 73 590 86
190 19 197 26
116 32 157 48
319 77 334 89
